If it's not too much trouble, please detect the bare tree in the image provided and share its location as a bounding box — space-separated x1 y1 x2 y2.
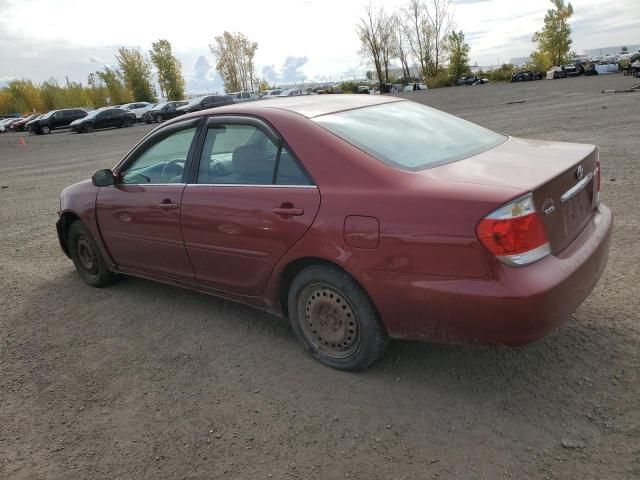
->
425 0 454 73
357 3 386 87
391 13 411 80
379 12 395 84
403 0 433 79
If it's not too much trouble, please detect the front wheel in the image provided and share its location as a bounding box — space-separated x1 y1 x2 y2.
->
41 125 51 134
287 265 388 371
123 118 133 127
68 221 117 287
83 123 94 133
155 114 163 123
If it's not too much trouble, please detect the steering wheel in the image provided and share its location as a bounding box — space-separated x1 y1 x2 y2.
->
161 158 185 181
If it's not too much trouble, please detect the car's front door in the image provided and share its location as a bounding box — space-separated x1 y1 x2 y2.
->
96 119 201 281
181 117 320 295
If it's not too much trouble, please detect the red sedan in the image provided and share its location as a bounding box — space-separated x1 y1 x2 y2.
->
57 95 612 370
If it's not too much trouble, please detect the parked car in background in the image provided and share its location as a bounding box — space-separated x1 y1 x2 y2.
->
403 83 428 92
511 71 543 82
118 102 154 121
546 66 568 79
0 117 20 132
57 95 611 371
563 64 581 77
9 114 41 132
142 101 188 123
278 89 306 97
259 89 284 99
28 108 87 134
457 76 489 86
70 107 136 133
228 91 260 103
175 95 234 115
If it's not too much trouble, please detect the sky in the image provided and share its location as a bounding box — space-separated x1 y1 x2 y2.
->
0 0 638 92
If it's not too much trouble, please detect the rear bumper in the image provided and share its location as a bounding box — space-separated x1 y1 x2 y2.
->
366 204 612 345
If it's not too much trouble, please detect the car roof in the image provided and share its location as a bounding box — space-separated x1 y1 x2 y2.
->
202 94 404 119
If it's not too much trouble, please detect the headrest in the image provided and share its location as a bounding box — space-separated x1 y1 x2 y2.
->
232 144 273 178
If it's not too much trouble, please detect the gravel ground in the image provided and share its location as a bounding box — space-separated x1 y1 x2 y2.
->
1 74 639 480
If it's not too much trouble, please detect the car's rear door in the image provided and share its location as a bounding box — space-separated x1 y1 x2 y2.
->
180 116 320 295
95 118 202 281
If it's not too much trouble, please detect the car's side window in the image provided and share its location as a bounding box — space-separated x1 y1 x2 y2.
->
276 146 311 185
196 123 312 186
197 124 276 185
120 126 197 185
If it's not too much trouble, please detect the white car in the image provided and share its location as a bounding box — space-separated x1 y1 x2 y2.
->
117 102 154 121
278 89 306 97
403 83 428 92
228 91 260 103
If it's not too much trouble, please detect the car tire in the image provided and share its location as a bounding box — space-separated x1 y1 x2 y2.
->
287 264 389 371
155 114 163 123
68 220 117 288
41 125 51 134
123 118 133 127
84 124 93 133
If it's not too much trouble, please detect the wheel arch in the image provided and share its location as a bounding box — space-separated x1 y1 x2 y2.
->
277 256 379 320
57 211 82 257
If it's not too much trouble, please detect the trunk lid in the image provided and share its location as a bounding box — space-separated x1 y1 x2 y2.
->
422 136 599 253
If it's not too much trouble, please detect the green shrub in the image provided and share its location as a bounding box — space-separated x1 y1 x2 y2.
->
425 72 456 89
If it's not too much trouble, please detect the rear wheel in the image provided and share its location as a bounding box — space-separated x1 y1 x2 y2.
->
288 265 388 371
41 125 51 134
68 221 117 287
123 117 133 127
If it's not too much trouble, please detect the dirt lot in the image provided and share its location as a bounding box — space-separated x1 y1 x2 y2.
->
1 74 639 480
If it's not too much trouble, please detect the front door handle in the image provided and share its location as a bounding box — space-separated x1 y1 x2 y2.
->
273 206 304 216
157 202 179 209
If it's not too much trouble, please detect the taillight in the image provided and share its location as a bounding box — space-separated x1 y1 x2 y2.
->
476 193 551 267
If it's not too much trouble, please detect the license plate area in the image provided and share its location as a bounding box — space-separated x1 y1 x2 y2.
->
562 182 593 237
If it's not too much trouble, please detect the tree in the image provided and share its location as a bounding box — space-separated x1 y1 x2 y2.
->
357 3 387 87
531 0 574 68
88 67 133 106
426 0 454 74
390 14 412 80
210 32 258 92
403 0 433 80
115 47 156 102
447 30 470 79
149 39 186 100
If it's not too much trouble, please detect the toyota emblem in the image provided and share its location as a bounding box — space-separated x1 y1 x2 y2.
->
576 165 584 180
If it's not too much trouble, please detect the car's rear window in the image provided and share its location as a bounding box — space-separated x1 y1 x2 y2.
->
313 101 506 171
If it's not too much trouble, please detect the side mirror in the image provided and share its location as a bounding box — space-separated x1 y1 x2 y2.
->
92 169 115 187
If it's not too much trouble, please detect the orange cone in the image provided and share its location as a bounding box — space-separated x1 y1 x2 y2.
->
18 137 26 146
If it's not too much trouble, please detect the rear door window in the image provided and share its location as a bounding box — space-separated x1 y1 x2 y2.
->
196 123 311 186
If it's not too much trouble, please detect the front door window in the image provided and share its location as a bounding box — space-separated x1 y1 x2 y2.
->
120 126 197 184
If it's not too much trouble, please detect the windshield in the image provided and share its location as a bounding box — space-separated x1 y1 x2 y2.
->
154 102 169 109
41 111 55 119
84 108 108 118
187 96 207 106
313 101 506 171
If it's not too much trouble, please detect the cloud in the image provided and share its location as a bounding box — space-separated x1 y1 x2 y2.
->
185 54 223 94
280 56 308 83
261 65 279 83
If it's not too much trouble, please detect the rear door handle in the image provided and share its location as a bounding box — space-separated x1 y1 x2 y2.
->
273 207 304 216
157 203 179 209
